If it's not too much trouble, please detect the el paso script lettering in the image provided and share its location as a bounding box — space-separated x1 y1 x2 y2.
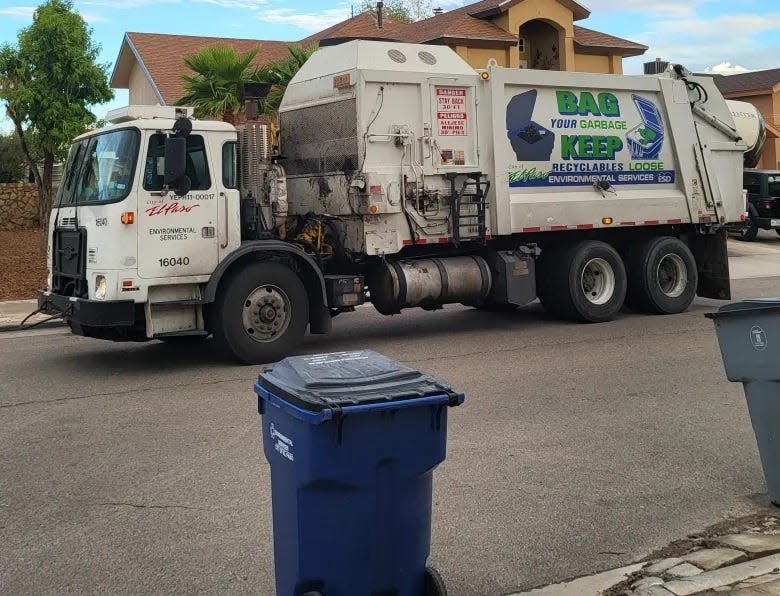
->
145 202 200 217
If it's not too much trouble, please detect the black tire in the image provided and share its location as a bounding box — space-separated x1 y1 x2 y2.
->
736 219 759 241
625 236 697 315
425 566 448 596
537 240 626 323
211 261 309 364
775 229 780 237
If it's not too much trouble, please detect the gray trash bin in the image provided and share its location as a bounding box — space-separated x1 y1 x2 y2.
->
708 299 780 505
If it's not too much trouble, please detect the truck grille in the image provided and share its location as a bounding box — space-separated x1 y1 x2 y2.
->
280 99 358 176
52 227 88 297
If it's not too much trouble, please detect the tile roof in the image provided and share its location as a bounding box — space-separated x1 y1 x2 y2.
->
712 68 780 96
465 0 590 21
122 32 293 105
112 1 647 104
300 11 409 45
573 26 647 57
402 11 517 44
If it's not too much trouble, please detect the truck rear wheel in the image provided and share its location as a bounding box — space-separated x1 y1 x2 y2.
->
626 236 697 314
212 261 309 364
537 240 626 322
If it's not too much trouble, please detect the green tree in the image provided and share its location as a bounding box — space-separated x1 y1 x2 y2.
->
0 0 113 228
255 45 317 117
176 45 265 122
0 132 27 183
359 0 433 23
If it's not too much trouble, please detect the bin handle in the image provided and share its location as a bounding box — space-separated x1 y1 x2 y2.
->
335 393 456 416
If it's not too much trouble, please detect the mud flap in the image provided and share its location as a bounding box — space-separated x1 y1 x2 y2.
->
691 229 731 300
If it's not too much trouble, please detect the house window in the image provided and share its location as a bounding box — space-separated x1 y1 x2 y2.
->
518 36 527 54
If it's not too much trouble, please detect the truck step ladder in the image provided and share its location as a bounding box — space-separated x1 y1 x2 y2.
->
447 173 490 245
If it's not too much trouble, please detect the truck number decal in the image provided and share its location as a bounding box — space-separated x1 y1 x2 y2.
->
159 257 191 267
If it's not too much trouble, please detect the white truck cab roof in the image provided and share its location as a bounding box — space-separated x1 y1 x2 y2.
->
74 105 236 141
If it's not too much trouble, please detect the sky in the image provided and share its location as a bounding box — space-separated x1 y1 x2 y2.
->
0 0 779 132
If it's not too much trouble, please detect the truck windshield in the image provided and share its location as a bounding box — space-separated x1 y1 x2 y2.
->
56 128 140 206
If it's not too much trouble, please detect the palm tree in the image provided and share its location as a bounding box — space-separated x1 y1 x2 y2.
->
255 45 317 117
175 45 263 122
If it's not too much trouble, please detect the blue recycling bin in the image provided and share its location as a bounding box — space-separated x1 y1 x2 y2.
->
253 350 464 596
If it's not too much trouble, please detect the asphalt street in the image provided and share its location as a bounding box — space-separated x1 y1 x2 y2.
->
2 244 780 595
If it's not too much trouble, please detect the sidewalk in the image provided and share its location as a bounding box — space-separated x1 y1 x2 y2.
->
0 299 65 332
511 513 780 596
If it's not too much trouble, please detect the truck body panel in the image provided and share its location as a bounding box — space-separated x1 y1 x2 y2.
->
37 40 758 363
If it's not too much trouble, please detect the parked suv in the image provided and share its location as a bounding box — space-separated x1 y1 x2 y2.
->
729 169 780 241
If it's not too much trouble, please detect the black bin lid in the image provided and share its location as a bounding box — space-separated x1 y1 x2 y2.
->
258 350 457 412
707 298 780 319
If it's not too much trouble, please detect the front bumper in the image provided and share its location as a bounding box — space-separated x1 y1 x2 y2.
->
37 290 136 327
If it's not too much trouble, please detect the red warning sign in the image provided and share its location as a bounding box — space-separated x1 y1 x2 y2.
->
437 88 467 136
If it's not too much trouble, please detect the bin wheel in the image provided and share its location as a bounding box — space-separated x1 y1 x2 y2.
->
425 566 448 596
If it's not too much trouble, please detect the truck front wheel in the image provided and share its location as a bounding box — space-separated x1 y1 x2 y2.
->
626 236 697 314
538 240 627 322
212 261 309 364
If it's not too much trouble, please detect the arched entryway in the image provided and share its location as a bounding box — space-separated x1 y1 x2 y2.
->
519 19 563 70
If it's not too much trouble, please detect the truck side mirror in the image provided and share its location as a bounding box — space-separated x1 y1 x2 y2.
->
163 136 191 196
164 136 186 185
173 175 192 197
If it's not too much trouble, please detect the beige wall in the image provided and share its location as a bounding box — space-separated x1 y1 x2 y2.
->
128 63 160 106
496 0 575 69
451 45 510 68
574 53 621 74
488 0 623 74
465 47 509 68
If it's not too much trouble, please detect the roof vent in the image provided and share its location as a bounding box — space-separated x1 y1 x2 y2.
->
388 49 407 63
433 7 443 15
418 51 437 65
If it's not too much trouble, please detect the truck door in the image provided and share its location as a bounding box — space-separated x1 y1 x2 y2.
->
137 132 220 278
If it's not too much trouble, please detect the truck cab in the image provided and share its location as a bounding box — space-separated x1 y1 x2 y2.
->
42 106 242 339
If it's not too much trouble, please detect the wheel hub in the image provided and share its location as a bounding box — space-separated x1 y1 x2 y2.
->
580 258 616 306
657 253 687 298
241 285 292 342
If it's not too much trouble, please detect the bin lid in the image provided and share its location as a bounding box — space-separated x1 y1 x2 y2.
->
632 95 664 134
706 298 780 319
257 350 460 412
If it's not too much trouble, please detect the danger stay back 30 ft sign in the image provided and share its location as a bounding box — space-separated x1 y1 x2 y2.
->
437 88 467 136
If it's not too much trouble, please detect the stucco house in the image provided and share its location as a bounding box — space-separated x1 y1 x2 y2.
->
111 0 647 107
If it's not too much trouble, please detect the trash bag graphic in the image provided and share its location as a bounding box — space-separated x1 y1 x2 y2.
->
627 95 664 160
506 90 555 161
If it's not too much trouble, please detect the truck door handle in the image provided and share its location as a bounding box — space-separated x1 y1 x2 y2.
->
220 192 229 249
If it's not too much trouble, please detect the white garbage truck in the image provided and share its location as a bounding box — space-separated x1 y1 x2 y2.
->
38 40 761 363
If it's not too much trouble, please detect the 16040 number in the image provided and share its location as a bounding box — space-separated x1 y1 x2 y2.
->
159 257 190 267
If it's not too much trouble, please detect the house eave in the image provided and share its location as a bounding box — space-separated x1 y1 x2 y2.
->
573 41 647 58
110 33 166 105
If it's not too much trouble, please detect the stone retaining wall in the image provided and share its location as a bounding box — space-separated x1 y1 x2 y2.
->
0 183 39 230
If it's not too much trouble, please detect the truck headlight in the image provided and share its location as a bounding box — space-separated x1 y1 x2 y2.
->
94 275 107 300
